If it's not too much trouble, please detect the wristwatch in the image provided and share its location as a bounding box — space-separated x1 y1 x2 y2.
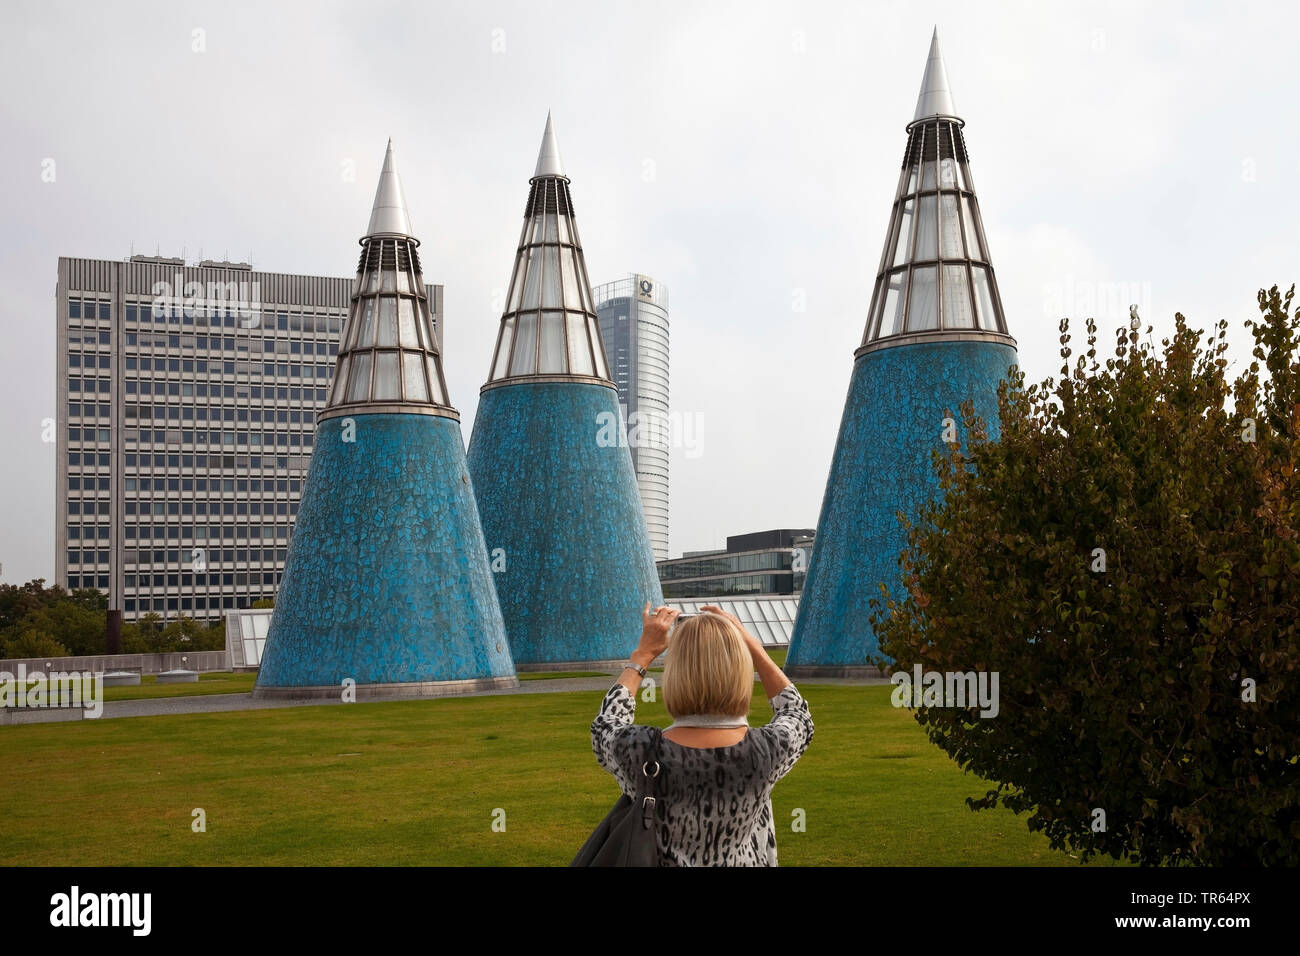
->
623 660 647 678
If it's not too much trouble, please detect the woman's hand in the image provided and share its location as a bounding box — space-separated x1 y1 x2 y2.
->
635 602 680 663
701 604 765 664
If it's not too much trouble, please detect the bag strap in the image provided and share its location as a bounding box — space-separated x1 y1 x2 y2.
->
638 727 664 830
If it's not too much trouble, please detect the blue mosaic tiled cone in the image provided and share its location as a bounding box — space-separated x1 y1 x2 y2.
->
787 31 1018 676
467 114 663 668
254 141 517 698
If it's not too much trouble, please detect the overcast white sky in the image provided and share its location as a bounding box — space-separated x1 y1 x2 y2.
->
2 0 1297 585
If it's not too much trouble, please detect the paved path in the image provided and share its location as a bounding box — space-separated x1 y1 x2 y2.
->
2 672 891 725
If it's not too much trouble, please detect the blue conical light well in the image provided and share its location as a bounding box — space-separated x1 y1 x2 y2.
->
254 141 517 699
467 114 663 669
786 31 1018 676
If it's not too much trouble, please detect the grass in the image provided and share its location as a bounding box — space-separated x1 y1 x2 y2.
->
3 669 618 707
0 681 1119 866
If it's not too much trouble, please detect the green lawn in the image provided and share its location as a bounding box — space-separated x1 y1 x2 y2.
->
4 669 620 707
102 672 259 702
0 682 1117 866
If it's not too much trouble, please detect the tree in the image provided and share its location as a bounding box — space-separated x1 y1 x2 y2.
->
0 579 105 657
123 612 166 654
3 629 71 660
873 285 1300 866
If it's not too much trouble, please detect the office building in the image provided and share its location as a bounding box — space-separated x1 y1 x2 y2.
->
55 253 442 622
592 274 670 560
657 528 814 599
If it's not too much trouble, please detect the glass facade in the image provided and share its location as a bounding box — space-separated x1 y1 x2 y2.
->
326 237 449 412
657 545 807 599
862 117 1008 346
485 176 610 383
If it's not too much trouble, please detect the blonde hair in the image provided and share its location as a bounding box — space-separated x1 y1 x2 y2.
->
663 612 753 719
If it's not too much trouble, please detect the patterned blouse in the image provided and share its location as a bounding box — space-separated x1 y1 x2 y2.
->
590 682 814 866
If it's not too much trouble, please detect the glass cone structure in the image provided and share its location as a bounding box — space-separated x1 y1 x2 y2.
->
467 113 663 669
254 141 517 699
483 112 612 384
785 30 1019 676
862 31 1011 348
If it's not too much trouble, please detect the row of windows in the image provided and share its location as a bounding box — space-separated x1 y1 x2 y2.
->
68 551 110 564
67 500 110 515
124 453 308 471
658 551 795 581
122 304 345 333
125 335 338 355
121 525 291 540
125 435 313 466
65 391 327 422
126 500 298 516
125 548 288 565
68 301 112 320
117 361 334 379
660 573 803 599
68 403 110 419
68 354 111 369
66 575 110 590
68 453 110 466
124 477 302 492
69 379 110 393
149 385 326 404
69 477 111 490
68 526 109 539
121 400 316 423
123 427 314 449
125 573 281 587
68 329 112 345
68 517 297 538
122 596 271 613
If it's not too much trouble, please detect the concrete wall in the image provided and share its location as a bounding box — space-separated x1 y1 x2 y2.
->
0 650 230 675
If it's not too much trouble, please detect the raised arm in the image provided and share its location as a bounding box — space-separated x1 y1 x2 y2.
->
590 603 681 792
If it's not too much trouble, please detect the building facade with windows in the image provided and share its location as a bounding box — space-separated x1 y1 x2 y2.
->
592 274 670 561
657 528 815 599
55 254 442 622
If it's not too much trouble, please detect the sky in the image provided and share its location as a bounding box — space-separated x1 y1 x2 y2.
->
1 0 1297 585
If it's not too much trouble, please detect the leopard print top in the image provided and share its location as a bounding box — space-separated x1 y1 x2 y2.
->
590 683 814 866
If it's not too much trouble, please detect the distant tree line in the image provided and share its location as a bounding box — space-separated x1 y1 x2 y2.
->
0 580 226 659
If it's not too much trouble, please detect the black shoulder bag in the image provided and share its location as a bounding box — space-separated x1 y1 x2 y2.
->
571 728 664 867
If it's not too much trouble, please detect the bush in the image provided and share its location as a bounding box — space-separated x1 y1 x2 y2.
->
873 286 1300 866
